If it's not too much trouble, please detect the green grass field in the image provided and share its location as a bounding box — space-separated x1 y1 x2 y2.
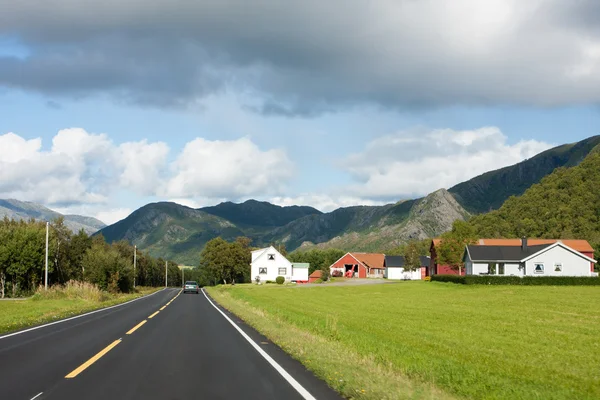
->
207 282 600 400
0 286 162 335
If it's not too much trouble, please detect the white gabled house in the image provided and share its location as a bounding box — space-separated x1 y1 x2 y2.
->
464 238 597 277
251 246 309 283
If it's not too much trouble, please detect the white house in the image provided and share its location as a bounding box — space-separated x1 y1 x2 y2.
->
251 246 309 283
384 255 430 280
464 239 597 277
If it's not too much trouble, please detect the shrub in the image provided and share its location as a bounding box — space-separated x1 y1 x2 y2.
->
276 276 285 285
313 278 324 284
431 274 466 284
331 270 343 277
320 268 331 281
33 281 109 302
432 274 600 286
265 280 274 284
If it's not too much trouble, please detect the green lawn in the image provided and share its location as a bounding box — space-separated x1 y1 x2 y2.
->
0 287 162 335
207 282 600 400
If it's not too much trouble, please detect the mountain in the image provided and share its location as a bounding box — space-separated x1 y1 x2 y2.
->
449 135 600 213
468 149 600 257
0 199 106 235
97 136 600 264
201 200 321 227
272 189 469 252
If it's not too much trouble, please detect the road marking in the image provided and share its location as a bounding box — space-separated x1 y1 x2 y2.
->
126 320 147 335
0 288 169 340
148 311 160 319
201 289 316 400
160 305 167 310
65 339 121 378
30 393 43 400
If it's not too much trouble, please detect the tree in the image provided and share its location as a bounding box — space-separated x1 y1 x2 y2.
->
438 220 477 275
199 237 251 285
403 240 422 273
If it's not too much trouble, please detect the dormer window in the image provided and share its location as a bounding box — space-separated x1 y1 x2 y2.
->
268 254 275 260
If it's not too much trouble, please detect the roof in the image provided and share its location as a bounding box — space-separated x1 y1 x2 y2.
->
309 270 322 278
352 252 385 269
466 244 552 262
385 255 430 268
292 263 309 268
434 238 594 253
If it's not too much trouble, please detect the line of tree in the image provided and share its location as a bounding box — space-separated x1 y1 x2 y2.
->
0 217 181 298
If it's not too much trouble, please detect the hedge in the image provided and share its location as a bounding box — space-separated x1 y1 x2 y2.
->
431 274 600 285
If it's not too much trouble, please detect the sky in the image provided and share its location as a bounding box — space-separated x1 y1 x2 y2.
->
1 0 599 224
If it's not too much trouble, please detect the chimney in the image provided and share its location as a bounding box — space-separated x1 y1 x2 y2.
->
522 237 528 250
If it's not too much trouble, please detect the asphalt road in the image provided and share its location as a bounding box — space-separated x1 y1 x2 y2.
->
0 288 341 400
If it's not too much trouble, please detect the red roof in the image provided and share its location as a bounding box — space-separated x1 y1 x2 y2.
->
432 238 594 253
309 270 322 278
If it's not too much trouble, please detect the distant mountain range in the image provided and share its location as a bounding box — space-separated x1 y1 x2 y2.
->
0 199 106 235
97 135 600 265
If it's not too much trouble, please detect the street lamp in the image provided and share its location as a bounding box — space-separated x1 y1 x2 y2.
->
133 245 136 289
44 222 49 291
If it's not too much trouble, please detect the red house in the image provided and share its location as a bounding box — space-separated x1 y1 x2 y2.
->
431 238 596 275
329 252 385 278
308 270 322 283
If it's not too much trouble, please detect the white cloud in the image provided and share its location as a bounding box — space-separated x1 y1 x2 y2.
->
341 127 553 198
0 129 294 215
270 195 388 213
93 208 132 225
163 137 293 199
116 140 170 195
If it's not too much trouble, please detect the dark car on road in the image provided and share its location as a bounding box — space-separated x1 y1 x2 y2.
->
183 281 199 294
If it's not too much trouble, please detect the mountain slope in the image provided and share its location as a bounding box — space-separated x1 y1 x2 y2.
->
0 199 106 235
468 150 600 256
287 189 469 252
201 199 321 227
449 135 600 213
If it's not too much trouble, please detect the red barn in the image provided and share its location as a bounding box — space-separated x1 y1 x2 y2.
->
430 238 596 275
329 252 385 278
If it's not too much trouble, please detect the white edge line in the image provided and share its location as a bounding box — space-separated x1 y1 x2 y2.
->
201 288 316 400
0 288 170 340
30 392 43 400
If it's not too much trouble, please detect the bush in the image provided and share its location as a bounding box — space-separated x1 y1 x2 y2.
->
331 270 343 277
33 280 109 302
432 274 600 286
320 268 330 281
313 278 324 284
276 276 285 285
431 274 466 284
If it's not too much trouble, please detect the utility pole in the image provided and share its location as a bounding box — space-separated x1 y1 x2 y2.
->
133 245 136 289
182 267 184 287
165 261 168 288
44 222 49 291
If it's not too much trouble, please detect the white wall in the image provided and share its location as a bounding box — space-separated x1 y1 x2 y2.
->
291 266 308 281
385 267 421 280
468 262 523 276
251 247 293 282
525 245 593 277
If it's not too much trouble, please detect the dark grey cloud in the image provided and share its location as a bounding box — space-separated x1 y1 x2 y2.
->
0 0 599 115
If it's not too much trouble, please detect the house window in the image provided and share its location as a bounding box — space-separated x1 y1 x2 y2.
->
534 263 544 274
259 267 267 274
554 263 562 272
268 254 275 260
278 267 287 275
488 263 497 274
498 263 505 275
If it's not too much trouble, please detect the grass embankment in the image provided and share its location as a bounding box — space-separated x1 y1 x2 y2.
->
0 281 162 335
207 282 600 400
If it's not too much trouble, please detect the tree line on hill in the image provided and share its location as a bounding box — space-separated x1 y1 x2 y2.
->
0 217 181 298
437 151 600 273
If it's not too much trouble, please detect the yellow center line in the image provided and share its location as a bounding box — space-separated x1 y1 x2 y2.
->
126 320 147 335
160 305 167 310
65 339 121 378
148 311 160 319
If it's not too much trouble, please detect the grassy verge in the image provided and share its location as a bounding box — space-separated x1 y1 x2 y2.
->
207 284 455 400
0 282 163 335
207 282 600 400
